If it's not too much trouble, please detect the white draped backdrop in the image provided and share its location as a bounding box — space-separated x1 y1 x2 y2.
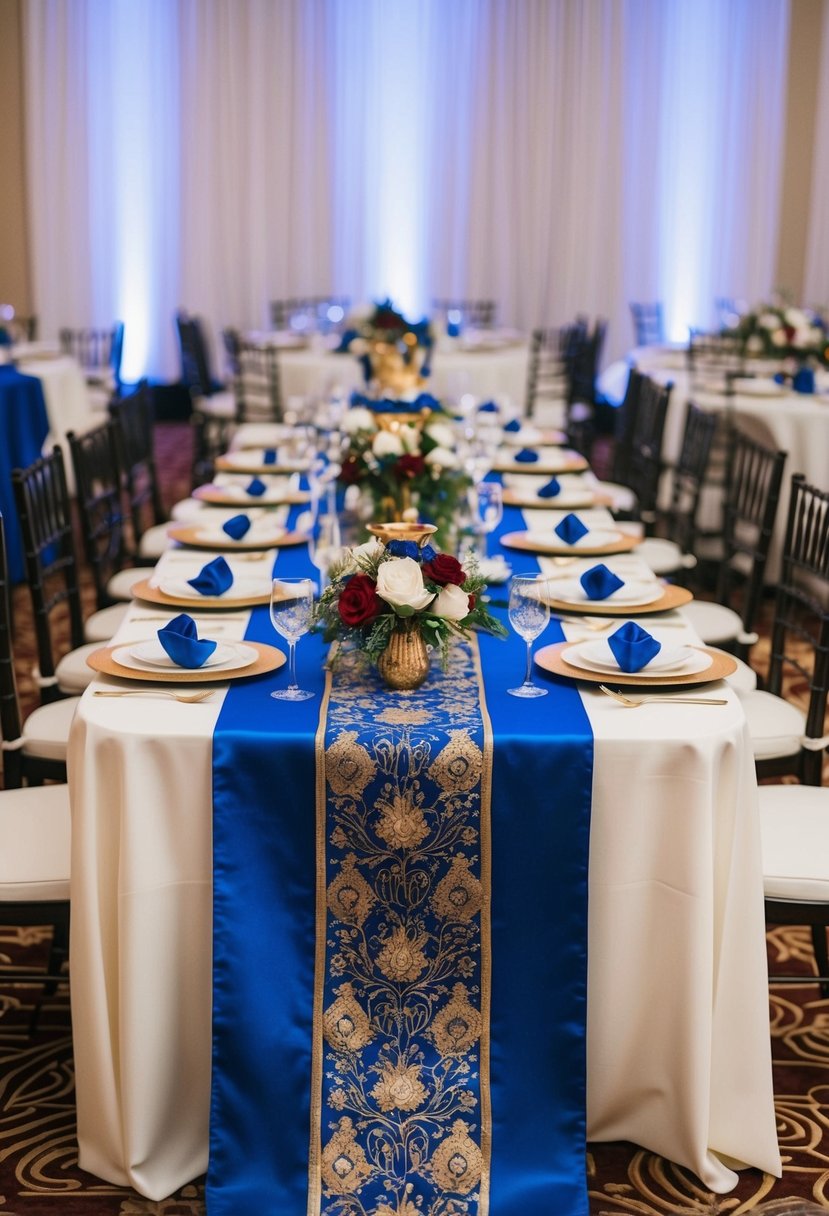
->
22 0 828 384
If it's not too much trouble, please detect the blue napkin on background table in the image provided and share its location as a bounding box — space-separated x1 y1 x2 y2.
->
478 400 499 413
579 563 624 600
503 418 522 433
263 449 278 465
246 477 267 497
158 613 218 668
514 448 539 463
222 514 252 540
538 477 561 498
187 556 234 596
607 621 661 672
554 513 589 545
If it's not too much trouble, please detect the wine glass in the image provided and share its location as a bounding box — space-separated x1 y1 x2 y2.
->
507 574 550 698
472 481 503 558
270 577 315 701
308 509 342 591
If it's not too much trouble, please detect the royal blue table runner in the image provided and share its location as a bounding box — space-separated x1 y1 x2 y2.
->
208 500 593 1215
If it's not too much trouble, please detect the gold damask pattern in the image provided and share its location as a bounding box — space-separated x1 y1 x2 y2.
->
311 645 491 1216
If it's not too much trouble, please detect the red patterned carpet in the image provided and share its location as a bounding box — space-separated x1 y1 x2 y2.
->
2 423 828 1214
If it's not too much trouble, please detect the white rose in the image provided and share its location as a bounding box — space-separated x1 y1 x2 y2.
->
746 335 764 353
375 557 435 615
340 537 383 573
759 312 780 330
341 407 376 434
771 327 787 347
425 446 458 469
792 328 813 350
432 583 471 621
398 424 422 453
372 430 404 459
425 421 456 449
785 308 808 329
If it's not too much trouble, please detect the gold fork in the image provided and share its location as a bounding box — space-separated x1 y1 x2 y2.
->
93 689 215 703
598 685 728 707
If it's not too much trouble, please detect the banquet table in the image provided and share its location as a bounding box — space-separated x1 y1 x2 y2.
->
598 344 829 579
247 331 531 409
67 498 781 1211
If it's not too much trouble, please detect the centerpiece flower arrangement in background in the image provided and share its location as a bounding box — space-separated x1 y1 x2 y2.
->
723 302 829 365
338 401 472 550
314 526 507 689
336 298 434 389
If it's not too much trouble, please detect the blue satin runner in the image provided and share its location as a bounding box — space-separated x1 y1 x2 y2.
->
208 499 593 1215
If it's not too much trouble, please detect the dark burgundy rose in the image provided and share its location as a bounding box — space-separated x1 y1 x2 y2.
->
338 574 382 627
393 453 426 481
338 456 365 486
467 593 476 611
422 554 466 587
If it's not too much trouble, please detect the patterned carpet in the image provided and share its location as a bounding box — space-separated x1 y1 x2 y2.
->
2 423 828 1214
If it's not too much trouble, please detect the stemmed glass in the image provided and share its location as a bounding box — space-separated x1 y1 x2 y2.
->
507 574 550 698
270 577 315 701
473 481 503 558
308 509 342 591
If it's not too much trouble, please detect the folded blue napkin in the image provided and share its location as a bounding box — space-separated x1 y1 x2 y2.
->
514 448 539 463
478 400 498 413
793 366 815 394
607 621 661 673
246 477 267 497
503 418 522 433
580 563 624 601
158 613 218 668
263 449 278 465
554 513 589 545
222 514 252 540
187 556 234 596
537 477 561 499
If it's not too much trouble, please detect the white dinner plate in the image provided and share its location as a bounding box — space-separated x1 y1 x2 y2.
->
209 482 294 505
510 489 596 509
193 524 287 544
563 639 713 678
220 449 311 471
732 377 788 398
113 641 259 675
158 575 272 600
549 578 664 607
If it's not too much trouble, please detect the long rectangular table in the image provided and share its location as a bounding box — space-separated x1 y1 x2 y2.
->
67 505 781 1208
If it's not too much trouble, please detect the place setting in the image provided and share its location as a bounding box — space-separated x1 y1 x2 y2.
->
215 446 313 475
492 444 589 475
192 472 310 507
501 471 597 510
500 509 641 557
166 509 309 551
87 611 285 685
537 558 693 615
132 553 275 609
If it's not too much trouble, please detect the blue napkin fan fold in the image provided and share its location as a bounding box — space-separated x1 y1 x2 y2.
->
607 621 661 673
262 449 278 465
554 513 589 545
158 613 218 668
222 514 252 540
514 447 539 463
187 556 234 596
478 400 499 413
537 477 561 499
579 563 624 601
503 418 522 433
246 477 267 497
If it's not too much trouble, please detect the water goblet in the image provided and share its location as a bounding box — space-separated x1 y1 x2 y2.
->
308 510 342 591
507 574 550 698
473 480 503 558
270 577 315 701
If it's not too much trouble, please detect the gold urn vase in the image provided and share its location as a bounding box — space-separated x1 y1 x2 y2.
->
377 622 431 690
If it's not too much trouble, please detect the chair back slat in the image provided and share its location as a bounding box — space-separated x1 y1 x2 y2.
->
110 384 166 547
68 422 129 609
0 512 25 779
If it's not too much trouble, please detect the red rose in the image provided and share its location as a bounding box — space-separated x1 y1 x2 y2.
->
467 593 476 611
338 456 364 486
422 554 466 586
338 574 382 627
394 453 426 481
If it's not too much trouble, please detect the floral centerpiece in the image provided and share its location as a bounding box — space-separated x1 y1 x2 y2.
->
338 397 471 550
723 303 829 365
314 523 507 689
337 299 434 389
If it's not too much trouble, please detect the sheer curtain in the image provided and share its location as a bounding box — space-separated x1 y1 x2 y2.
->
25 0 792 379
804 0 829 311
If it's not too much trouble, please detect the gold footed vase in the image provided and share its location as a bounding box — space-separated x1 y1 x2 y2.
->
377 623 430 690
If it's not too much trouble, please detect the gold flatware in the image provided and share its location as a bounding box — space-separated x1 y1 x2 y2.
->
93 689 215 703
598 685 728 708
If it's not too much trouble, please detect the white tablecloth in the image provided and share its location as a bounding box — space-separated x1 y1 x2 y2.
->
599 346 829 579
249 333 530 410
67 533 780 1201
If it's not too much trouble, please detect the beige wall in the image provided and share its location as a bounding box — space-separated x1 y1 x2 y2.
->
0 1 822 321
0 0 31 316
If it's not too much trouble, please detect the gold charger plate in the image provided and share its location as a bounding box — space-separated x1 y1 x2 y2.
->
87 642 285 683
493 454 588 475
502 488 597 509
193 485 311 507
215 454 310 475
535 641 736 687
131 578 271 609
541 582 692 616
503 427 567 446
500 530 641 557
167 525 308 551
